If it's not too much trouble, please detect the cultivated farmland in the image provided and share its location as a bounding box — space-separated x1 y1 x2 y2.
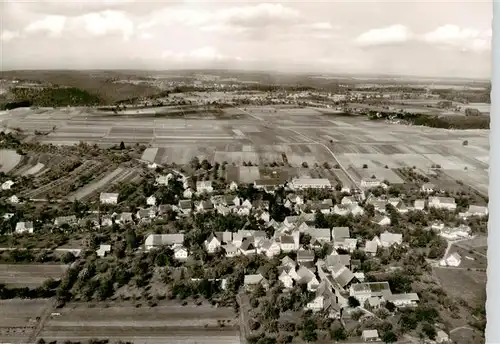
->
0 299 51 344
37 302 240 344
0 264 68 287
1 103 489 195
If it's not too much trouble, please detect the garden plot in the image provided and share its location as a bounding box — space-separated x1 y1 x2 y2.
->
433 267 486 307
0 299 50 344
0 149 22 173
108 127 154 138
443 170 489 195
38 303 239 344
0 264 68 287
67 167 125 201
338 153 395 168
364 132 401 142
141 147 158 162
159 146 216 165
20 163 45 176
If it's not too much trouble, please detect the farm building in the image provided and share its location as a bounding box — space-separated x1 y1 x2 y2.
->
1 180 14 190
421 183 436 193
156 173 174 185
440 252 461 267
54 215 78 227
459 204 488 219
332 227 350 241
413 199 425 211
360 177 383 189
350 282 391 303
384 293 419 307
289 177 331 190
361 329 380 342
96 244 111 257
428 196 456 211
145 234 184 250
371 215 391 226
254 178 282 192
15 221 34 234
244 273 269 291
100 192 119 205
196 180 214 194
379 231 403 247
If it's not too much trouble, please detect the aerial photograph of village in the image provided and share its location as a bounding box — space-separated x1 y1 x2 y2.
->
0 1 492 344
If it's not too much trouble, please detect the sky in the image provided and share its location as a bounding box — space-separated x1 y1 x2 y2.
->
0 0 493 78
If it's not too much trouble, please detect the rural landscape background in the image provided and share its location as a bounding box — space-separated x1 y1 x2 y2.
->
0 1 492 344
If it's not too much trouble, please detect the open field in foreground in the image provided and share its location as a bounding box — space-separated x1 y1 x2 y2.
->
1 105 489 194
37 302 240 344
0 299 50 344
433 267 486 308
0 149 22 173
0 264 68 287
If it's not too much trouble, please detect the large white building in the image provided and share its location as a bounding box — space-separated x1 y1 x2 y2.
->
289 178 331 190
360 177 383 189
428 196 457 211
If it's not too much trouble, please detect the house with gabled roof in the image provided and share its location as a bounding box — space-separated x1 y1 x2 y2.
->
244 273 269 291
334 238 357 252
100 193 119 205
222 243 240 257
332 227 350 241
421 183 435 193
380 231 403 247
195 200 214 213
305 280 339 313
364 238 379 256
460 204 488 218
333 204 350 216
96 244 111 257
216 205 231 216
413 199 425 211
279 269 295 289
177 200 192 215
145 234 184 250
196 180 213 194
240 237 257 256
258 239 281 257
341 196 357 205
297 249 315 263
325 254 351 268
296 265 320 291
54 215 78 227
205 232 232 253
440 252 461 267
229 181 238 191
146 195 157 206
276 233 292 251
15 221 34 234
303 227 331 243
281 256 297 269
174 246 189 260
116 212 133 225
350 282 391 303
330 263 356 289
371 214 391 226
183 188 193 199
384 293 419 307
362 329 380 342
428 196 457 211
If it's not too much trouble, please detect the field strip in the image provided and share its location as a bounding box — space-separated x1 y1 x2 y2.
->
68 167 124 201
21 163 45 176
154 136 235 139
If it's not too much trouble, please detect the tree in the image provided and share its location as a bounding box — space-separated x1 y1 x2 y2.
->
363 164 368 168
421 323 437 340
120 141 125 150
331 327 348 341
302 162 309 168
348 296 360 308
302 318 318 342
61 251 76 264
382 331 398 343
462 140 468 146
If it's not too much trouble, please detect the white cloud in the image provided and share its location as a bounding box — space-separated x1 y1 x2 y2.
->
21 10 135 41
77 10 134 40
355 24 413 46
24 15 67 37
215 3 300 28
422 25 491 51
0 30 20 42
